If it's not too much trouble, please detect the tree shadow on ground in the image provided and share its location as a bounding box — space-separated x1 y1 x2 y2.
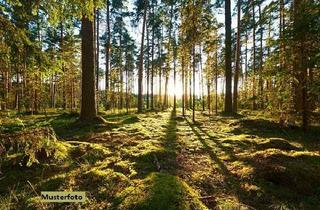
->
50 113 118 139
188 115 320 209
185 119 251 190
230 118 320 150
112 172 206 210
113 110 206 209
130 110 178 178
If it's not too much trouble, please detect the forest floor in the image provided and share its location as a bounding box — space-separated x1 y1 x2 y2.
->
0 109 320 210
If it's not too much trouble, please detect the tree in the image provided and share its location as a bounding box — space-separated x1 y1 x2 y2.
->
136 0 148 113
233 0 241 113
105 0 111 110
224 0 233 113
79 15 97 121
252 0 257 110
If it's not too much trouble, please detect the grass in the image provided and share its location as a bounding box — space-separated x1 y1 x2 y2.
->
0 109 319 209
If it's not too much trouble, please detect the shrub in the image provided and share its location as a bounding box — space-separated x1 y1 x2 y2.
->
0 127 69 167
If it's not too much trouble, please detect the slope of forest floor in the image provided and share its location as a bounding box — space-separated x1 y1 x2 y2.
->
0 109 320 210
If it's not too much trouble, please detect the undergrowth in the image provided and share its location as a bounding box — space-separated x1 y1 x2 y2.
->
0 109 319 209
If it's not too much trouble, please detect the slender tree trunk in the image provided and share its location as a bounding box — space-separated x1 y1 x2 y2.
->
224 0 233 113
293 0 308 131
189 54 192 110
138 0 148 113
173 40 176 112
192 45 196 122
215 47 218 115
244 30 248 100
164 71 169 108
80 15 97 121
60 21 66 110
4 68 9 110
105 0 111 110
200 46 205 111
125 52 129 114
146 23 150 110
119 22 123 110
96 10 100 110
252 2 257 110
258 5 264 109
151 13 154 110
71 77 74 112
185 59 188 110
266 17 271 104
158 38 162 108
233 0 241 113
182 55 185 116
279 0 284 73
207 82 211 114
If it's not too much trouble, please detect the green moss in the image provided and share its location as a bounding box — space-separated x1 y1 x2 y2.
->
1 109 320 210
40 174 66 191
69 142 111 164
215 198 251 210
116 172 207 210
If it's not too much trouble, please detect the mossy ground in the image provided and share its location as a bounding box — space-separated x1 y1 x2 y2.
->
0 109 320 209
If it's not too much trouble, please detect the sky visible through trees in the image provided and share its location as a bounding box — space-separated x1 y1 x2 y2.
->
94 0 275 97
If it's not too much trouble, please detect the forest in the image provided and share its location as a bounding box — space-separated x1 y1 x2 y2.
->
0 0 320 209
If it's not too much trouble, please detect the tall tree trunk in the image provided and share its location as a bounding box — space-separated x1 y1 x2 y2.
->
224 0 233 113
200 46 205 111
244 29 248 100
185 59 188 110
15 59 20 112
125 52 129 114
151 11 154 110
146 23 150 109
182 54 185 116
80 15 97 121
252 2 257 110
189 53 192 110
215 45 218 115
258 5 264 109
138 0 148 113
60 21 66 110
233 0 241 113
293 0 308 131
164 71 169 108
119 19 123 110
192 45 196 122
173 40 177 112
4 68 9 110
207 82 211 115
96 10 100 110
279 0 284 73
158 37 162 108
105 0 111 110
265 16 272 104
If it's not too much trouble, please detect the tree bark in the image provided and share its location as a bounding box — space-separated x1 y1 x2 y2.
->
252 1 257 110
80 15 97 121
215 44 218 115
151 7 154 110
173 39 176 112
96 10 100 108
224 0 233 113
182 54 185 116
258 5 264 109
146 21 150 109
105 0 111 110
192 45 196 122
138 0 148 113
233 0 241 113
